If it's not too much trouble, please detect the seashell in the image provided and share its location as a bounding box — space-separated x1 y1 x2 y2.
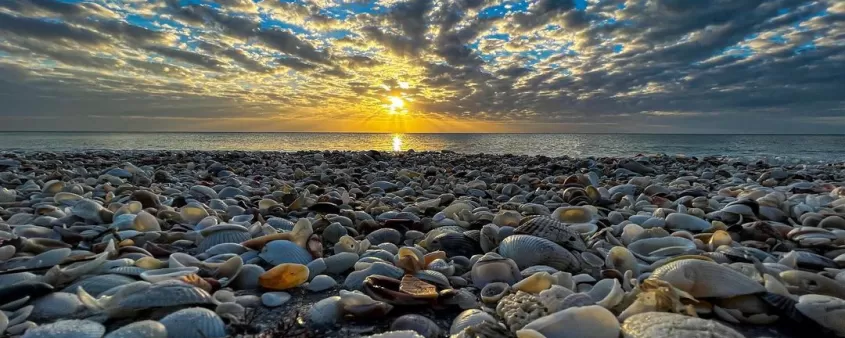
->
168 252 200 268
104 320 167 338
0 245 16 261
307 275 338 292
499 235 580 271
450 309 498 335
198 229 252 252
179 274 213 292
213 289 235 303
652 259 765 298
537 285 575 312
133 211 161 232
216 302 245 321
22 319 105 338
367 228 402 245
324 252 359 274
481 282 510 303
259 263 309 290
390 314 440 338
323 222 348 243
72 199 109 223
795 294 845 336
180 203 210 224
309 296 344 326
212 255 243 285
513 272 555 294
230 264 264 290
581 251 604 268
413 270 450 289
471 252 522 287
551 206 593 223
140 267 200 283
63 274 137 297
514 216 587 251
665 212 711 231
480 224 500 252
780 270 845 299
426 258 454 276
262 291 292 307
29 292 87 322
344 262 404 290
260 240 313 265
518 305 619 338
26 247 71 269
398 275 438 299
159 307 226 338
334 235 360 254
493 210 522 227
627 237 696 263
620 312 745 338
92 281 215 315
426 232 481 258
586 278 624 309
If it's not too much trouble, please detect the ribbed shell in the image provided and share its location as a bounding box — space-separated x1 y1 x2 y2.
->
22 319 105 338
450 309 497 335
651 259 765 298
514 216 587 251
344 262 404 290
390 314 440 338
266 218 295 231
29 292 87 322
114 282 214 312
498 235 580 271
367 228 402 245
429 232 481 258
413 270 450 289
197 230 252 252
259 240 313 265
205 243 249 256
108 266 148 277
621 312 745 338
104 320 167 338
140 267 200 283
159 307 226 338
62 274 136 297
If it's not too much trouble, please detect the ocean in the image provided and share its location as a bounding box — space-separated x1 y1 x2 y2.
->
1 132 843 163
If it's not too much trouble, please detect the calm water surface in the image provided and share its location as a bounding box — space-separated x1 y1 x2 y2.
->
1 132 843 163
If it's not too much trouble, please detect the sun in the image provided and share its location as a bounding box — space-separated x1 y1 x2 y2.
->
387 96 406 114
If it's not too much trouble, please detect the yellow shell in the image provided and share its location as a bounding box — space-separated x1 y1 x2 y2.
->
399 275 438 299
259 263 309 290
135 256 166 269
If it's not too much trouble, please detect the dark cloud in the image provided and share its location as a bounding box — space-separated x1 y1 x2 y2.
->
145 45 225 71
0 12 108 45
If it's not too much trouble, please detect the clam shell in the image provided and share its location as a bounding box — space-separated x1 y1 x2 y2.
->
104 320 167 338
159 307 226 338
309 296 343 325
22 319 105 338
795 294 845 336
26 248 71 269
499 235 580 271
344 262 404 290
261 291 292 307
413 270 450 289
230 264 264 290
450 309 497 335
651 259 765 298
29 292 87 322
140 267 200 283
260 240 313 265
390 314 440 338
480 224 500 252
426 232 481 258
306 275 338 292
665 213 711 231
551 206 593 223
514 216 587 251
620 312 745 338
471 252 522 287
63 274 136 297
628 237 696 263
259 263 309 290
324 252 359 274
109 282 214 313
367 228 402 245
518 305 619 338
198 230 252 252
513 272 555 294
586 278 624 309
307 258 328 280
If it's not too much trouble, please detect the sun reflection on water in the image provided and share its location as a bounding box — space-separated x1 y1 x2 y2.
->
392 134 402 151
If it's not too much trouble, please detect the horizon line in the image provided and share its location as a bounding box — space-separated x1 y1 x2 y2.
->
2 130 845 136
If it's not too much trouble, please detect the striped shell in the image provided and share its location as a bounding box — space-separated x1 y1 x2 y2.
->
159 307 226 338
22 319 105 338
112 282 214 313
259 240 313 265
140 267 200 283
62 274 136 297
498 235 580 271
108 266 148 277
413 270 450 289
651 259 766 298
427 232 481 258
621 312 745 338
450 309 497 335
514 216 587 251
197 230 252 252
29 292 86 322
104 320 167 338
204 243 249 256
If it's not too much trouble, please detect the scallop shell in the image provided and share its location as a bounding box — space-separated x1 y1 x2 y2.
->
63 274 136 297
140 267 200 283
514 216 587 251
324 252 359 274
518 305 619 338
628 237 697 263
309 296 343 325
498 235 580 271
104 320 167 338
22 319 105 338
159 307 226 338
620 312 745 338
390 314 440 338
197 229 252 252
651 259 765 298
426 232 481 258
450 309 498 335
260 240 313 265
106 282 215 314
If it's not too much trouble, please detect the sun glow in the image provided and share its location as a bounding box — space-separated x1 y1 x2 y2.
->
387 96 406 114
392 134 402 151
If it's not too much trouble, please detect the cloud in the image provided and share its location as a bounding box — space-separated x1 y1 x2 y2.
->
0 0 842 133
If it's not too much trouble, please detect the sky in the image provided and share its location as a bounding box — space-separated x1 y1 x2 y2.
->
0 0 843 133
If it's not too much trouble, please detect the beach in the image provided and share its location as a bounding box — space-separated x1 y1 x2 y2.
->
1 150 844 338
